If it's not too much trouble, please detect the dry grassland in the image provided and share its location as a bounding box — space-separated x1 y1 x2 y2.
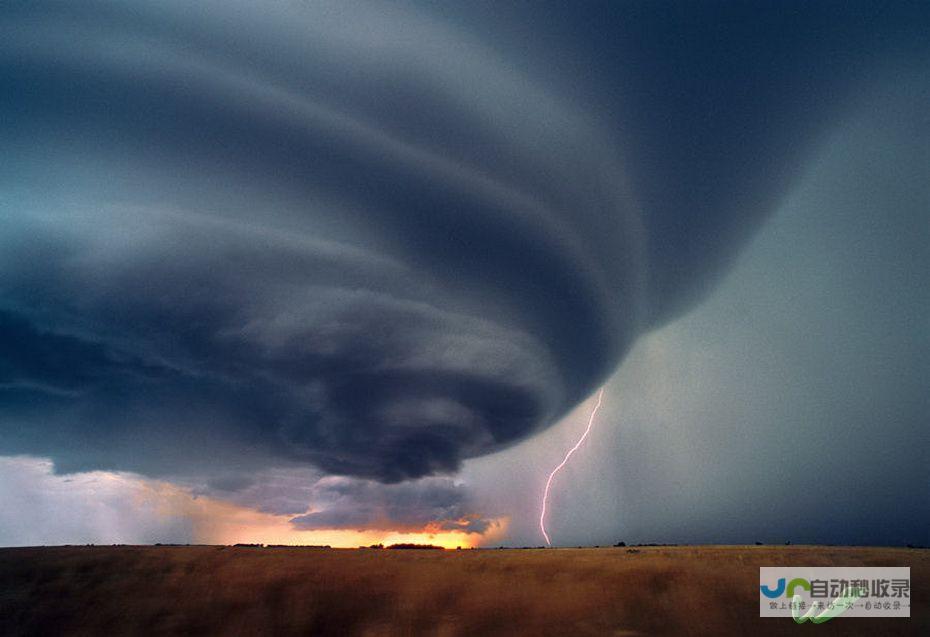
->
0 545 925 636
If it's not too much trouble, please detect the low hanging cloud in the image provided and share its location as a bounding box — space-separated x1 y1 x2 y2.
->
291 476 493 534
1 1 927 487
183 468 496 534
0 456 498 547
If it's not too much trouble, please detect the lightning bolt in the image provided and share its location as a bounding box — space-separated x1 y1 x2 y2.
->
539 387 605 546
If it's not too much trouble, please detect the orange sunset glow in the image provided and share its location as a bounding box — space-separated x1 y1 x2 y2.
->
134 476 507 549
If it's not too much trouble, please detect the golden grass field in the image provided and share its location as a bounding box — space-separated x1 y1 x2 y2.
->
0 545 925 636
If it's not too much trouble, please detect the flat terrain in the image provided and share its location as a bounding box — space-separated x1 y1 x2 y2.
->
0 545 925 636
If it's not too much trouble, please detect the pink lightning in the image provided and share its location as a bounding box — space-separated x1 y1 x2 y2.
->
539 387 605 546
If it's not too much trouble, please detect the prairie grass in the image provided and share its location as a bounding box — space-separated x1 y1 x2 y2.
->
0 545 925 636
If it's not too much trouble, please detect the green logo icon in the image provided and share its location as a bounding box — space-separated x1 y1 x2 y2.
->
792 587 867 624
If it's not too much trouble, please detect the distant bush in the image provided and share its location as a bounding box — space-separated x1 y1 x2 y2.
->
616 541 683 548
386 543 443 550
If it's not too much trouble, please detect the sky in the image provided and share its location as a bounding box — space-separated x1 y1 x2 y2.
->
0 1 927 548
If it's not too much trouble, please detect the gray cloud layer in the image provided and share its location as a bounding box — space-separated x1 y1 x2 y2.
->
1 1 927 485
291 477 492 534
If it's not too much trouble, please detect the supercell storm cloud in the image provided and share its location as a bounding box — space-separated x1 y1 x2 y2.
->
1 1 926 486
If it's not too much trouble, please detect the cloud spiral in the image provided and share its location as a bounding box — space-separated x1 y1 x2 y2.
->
1 1 925 482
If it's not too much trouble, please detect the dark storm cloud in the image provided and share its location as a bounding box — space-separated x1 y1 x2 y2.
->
291 476 492 534
184 467 495 533
189 468 317 517
1 1 927 483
